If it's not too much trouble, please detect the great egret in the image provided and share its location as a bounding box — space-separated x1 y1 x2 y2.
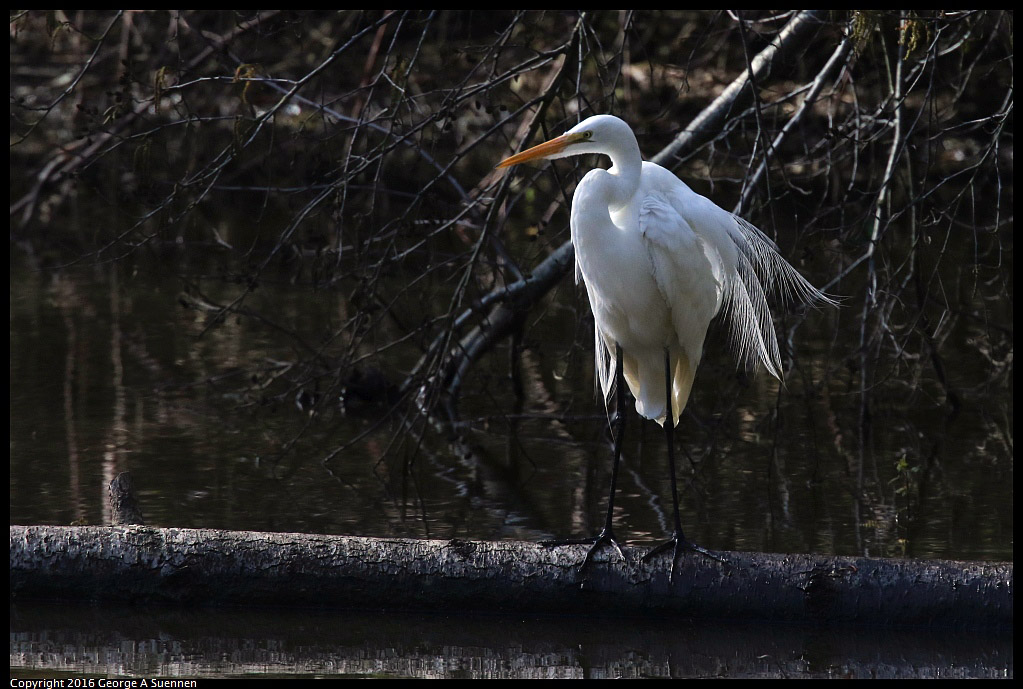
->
498 114 833 578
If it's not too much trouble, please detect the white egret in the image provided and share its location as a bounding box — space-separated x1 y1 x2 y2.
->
498 114 833 578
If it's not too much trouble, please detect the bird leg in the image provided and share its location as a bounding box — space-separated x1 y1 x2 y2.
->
643 350 727 581
541 343 626 570
578 342 629 570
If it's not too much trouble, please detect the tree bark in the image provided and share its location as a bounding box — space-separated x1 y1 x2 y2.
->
106 472 145 526
10 525 1010 628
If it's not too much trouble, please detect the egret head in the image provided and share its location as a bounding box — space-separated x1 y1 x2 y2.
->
496 114 636 168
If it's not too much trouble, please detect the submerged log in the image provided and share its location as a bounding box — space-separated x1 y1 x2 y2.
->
9 525 1011 628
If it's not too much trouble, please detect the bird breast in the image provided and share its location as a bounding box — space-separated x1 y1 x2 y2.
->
571 165 725 361
571 175 677 351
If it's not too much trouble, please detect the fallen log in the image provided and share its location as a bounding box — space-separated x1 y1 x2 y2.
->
9 525 1011 628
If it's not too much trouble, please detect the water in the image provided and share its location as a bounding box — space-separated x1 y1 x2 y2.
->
9 602 1013 679
8 216 1012 680
9 247 1012 558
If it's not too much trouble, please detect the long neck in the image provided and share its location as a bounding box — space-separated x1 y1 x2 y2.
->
605 141 643 209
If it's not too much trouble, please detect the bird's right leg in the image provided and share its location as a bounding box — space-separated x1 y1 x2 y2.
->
643 349 727 581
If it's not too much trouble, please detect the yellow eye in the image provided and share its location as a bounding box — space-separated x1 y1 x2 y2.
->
582 131 592 139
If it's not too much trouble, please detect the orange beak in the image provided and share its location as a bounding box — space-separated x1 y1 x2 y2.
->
496 132 586 169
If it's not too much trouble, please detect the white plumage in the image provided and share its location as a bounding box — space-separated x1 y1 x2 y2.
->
500 114 831 427
497 114 832 574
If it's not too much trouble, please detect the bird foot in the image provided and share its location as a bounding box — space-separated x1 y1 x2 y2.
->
580 529 627 574
643 531 728 581
542 527 627 574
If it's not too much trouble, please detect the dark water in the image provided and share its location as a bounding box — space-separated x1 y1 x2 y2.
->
8 602 1013 679
9 251 1012 560
8 234 1013 679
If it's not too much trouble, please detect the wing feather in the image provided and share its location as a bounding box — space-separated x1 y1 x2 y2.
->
639 192 722 424
659 173 834 380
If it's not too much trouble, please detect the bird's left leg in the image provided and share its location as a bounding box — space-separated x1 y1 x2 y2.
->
644 350 726 581
577 342 628 572
541 343 627 571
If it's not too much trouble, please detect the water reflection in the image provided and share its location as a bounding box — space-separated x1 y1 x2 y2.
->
9 602 1012 679
9 252 1013 561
